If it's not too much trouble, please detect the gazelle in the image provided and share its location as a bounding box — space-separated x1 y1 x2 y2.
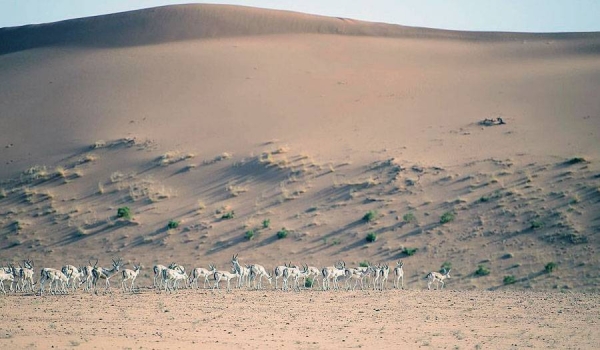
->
344 266 371 290
231 254 250 289
282 264 306 291
322 261 346 290
213 267 239 291
248 264 272 289
274 262 297 289
377 264 390 291
303 266 321 290
393 261 404 289
19 260 35 293
189 266 213 289
39 268 69 295
61 265 84 292
121 264 142 292
162 267 188 293
0 267 14 294
91 258 123 292
81 260 96 292
427 269 451 290
9 264 23 292
153 264 168 288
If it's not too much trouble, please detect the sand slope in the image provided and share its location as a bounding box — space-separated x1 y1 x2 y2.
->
0 5 599 293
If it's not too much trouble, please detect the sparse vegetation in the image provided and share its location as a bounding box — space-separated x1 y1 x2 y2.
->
262 218 271 229
362 210 378 223
440 262 452 273
503 275 516 285
277 228 289 239
566 157 586 165
167 220 180 230
440 211 455 224
545 262 557 273
304 277 314 288
403 212 416 223
359 261 370 267
365 232 377 243
245 229 255 240
531 220 544 229
475 265 490 276
221 211 235 220
117 207 132 220
331 239 341 245
402 247 418 256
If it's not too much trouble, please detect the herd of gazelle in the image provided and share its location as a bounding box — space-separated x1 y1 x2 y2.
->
0 256 451 295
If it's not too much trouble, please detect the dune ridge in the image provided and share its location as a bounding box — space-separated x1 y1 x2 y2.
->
2 4 600 55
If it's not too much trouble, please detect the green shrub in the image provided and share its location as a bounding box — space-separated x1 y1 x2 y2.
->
403 212 416 223
221 211 235 220
475 265 490 276
503 275 516 285
440 211 455 224
262 218 271 229
531 220 544 229
117 207 132 220
440 261 452 273
366 232 377 243
304 277 314 288
359 261 370 268
362 210 378 223
276 228 288 239
245 229 255 240
331 239 341 245
402 247 418 256
167 220 179 229
545 262 557 273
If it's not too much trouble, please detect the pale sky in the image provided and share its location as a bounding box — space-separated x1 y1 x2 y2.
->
1 0 599 33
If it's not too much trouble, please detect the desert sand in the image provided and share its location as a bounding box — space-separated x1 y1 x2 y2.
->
0 3 599 349
1 289 599 349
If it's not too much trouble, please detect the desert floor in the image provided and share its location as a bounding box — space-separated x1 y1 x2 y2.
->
1 288 598 349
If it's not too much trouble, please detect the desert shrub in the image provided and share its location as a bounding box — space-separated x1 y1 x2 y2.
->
531 220 544 229
221 211 235 220
475 265 490 276
276 228 288 239
117 207 132 220
545 262 557 273
304 277 314 288
245 229 255 240
403 212 416 223
331 239 341 245
440 211 455 224
167 220 179 229
262 218 271 229
366 232 377 243
440 261 452 273
566 157 586 165
503 275 516 285
362 210 378 223
359 261 370 268
402 247 418 256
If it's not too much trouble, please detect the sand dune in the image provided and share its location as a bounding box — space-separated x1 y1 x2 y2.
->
0 4 598 294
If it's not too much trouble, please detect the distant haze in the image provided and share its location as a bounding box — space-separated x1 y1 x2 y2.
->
2 0 600 33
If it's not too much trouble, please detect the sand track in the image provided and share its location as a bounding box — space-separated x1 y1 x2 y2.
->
1 289 598 349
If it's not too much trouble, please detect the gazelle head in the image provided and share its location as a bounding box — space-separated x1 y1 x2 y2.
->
208 264 216 272
112 258 123 271
231 254 239 264
265 274 273 285
443 269 451 278
133 264 142 272
335 261 346 270
89 258 99 268
396 261 404 268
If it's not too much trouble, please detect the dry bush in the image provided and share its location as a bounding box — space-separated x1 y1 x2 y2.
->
157 151 195 166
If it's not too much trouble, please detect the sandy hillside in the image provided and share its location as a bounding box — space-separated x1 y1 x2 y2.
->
0 3 599 294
